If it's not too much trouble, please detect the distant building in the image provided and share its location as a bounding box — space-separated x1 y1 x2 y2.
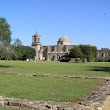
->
31 33 74 61
97 48 110 58
31 33 110 61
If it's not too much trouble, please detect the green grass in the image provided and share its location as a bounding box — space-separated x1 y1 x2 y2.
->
0 61 110 77
0 61 109 103
0 106 20 110
0 74 99 102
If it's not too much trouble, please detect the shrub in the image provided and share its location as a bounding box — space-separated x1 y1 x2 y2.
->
95 58 108 62
74 58 82 63
108 59 110 62
60 59 69 62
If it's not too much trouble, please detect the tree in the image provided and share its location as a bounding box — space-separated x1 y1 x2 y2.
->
0 17 12 44
23 46 36 60
11 46 22 60
69 44 97 62
0 46 7 59
91 46 97 58
0 17 12 60
11 38 23 60
0 45 12 60
12 45 36 60
69 46 83 58
79 45 97 62
13 38 22 46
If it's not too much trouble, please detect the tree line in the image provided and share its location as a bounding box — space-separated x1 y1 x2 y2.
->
0 17 36 60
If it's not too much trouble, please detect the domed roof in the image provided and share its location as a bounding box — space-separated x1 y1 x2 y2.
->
57 35 71 45
58 35 70 42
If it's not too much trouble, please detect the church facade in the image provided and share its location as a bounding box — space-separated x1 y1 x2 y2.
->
31 33 110 61
31 33 74 61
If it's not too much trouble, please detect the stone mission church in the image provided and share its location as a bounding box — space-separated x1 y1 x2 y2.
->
31 33 74 61
31 33 110 61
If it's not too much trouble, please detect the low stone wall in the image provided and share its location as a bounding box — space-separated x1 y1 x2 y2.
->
1 72 109 80
80 79 110 110
0 96 85 110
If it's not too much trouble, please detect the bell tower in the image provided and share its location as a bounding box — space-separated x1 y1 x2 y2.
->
32 33 41 46
31 33 43 60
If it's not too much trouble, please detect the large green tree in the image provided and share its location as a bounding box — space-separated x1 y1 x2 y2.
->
79 45 97 61
0 45 12 60
0 17 12 59
69 46 83 58
0 17 12 44
12 45 36 60
69 44 97 62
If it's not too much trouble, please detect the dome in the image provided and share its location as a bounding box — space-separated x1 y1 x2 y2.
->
58 35 70 42
57 35 71 45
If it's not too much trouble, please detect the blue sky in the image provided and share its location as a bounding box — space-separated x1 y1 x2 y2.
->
1 0 110 49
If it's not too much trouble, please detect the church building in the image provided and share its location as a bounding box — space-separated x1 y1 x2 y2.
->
31 33 74 61
31 33 110 61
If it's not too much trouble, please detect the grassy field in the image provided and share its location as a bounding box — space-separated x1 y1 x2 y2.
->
0 61 109 103
0 61 110 77
0 74 99 102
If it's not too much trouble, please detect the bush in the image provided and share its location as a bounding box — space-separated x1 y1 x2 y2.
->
60 55 70 62
108 59 110 62
74 58 82 63
60 59 69 62
95 58 108 62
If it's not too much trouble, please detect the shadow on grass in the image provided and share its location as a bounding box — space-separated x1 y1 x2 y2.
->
0 65 11 68
90 66 110 73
